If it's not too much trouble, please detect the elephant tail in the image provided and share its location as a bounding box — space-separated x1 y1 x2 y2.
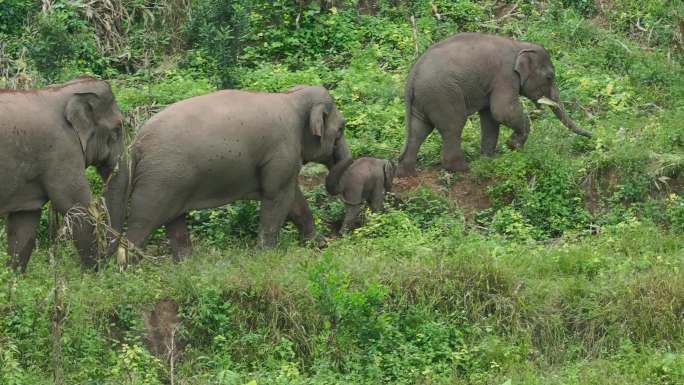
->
399 65 418 163
325 158 355 196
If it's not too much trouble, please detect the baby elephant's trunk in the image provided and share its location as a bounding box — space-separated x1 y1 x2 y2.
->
325 158 355 195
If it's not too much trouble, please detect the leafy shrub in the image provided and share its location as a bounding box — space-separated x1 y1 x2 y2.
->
184 0 248 87
189 201 260 246
0 0 36 36
560 0 597 16
352 209 421 239
475 151 589 238
24 3 106 80
397 187 457 230
109 343 163 385
666 194 684 231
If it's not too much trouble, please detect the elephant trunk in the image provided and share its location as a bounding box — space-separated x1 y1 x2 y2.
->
325 158 354 196
100 150 130 255
547 85 592 138
333 136 352 164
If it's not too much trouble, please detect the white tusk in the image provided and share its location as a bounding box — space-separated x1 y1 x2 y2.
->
116 244 128 272
537 96 559 107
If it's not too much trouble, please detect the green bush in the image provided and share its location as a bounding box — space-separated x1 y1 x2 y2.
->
0 0 36 36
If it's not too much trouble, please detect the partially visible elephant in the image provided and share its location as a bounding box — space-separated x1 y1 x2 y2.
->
116 85 350 259
325 157 396 232
0 76 128 272
398 32 592 176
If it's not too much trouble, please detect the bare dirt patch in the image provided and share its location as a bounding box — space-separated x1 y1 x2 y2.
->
393 167 492 219
143 299 182 360
299 164 493 221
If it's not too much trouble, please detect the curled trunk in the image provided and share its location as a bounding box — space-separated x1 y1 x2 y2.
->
549 85 592 138
325 158 354 196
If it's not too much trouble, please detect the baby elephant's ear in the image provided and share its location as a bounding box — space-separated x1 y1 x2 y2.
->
383 160 396 192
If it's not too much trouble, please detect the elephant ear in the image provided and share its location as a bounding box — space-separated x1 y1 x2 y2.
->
309 103 329 137
383 160 397 192
514 49 537 88
65 92 98 155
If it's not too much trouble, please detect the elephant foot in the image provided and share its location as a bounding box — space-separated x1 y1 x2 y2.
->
257 232 278 249
305 235 327 249
80 256 100 272
298 229 325 248
443 160 469 173
480 148 500 157
171 247 192 263
506 136 526 151
397 163 417 178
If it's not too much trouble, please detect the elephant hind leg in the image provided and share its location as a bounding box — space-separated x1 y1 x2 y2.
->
426 91 469 172
126 182 186 260
165 214 192 262
398 114 434 177
369 186 386 213
6 210 41 273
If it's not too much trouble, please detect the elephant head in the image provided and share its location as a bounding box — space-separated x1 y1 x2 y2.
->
514 47 592 138
63 77 129 234
383 160 397 192
294 85 351 167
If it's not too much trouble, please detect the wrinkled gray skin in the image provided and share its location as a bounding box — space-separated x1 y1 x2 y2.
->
326 157 396 233
0 76 128 272
398 33 592 176
118 85 350 259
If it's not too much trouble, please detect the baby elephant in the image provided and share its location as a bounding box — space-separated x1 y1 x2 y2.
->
325 157 397 232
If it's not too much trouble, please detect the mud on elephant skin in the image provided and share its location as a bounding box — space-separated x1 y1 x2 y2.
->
0 76 128 272
398 32 592 177
116 85 350 260
326 157 397 233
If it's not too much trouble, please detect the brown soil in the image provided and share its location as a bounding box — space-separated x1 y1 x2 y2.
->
143 299 182 359
299 165 493 220
393 167 493 219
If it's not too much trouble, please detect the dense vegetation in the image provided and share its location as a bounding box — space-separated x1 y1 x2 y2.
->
1 0 683 384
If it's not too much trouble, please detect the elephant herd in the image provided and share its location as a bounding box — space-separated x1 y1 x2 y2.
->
0 33 591 273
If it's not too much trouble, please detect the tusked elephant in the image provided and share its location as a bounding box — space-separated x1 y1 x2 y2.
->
115 85 350 260
325 157 396 233
0 76 129 272
398 32 592 176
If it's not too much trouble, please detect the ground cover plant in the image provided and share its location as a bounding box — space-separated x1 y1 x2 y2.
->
1 0 683 384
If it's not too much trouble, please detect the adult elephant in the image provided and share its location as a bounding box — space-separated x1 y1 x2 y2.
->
397 32 592 176
117 85 350 260
0 76 129 272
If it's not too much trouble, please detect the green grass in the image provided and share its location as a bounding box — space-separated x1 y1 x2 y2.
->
1 219 683 384
1 0 684 384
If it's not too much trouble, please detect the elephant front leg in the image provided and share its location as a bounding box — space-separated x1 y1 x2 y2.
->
48 174 99 270
6 210 42 273
258 182 296 248
479 108 501 156
341 203 363 234
491 95 529 151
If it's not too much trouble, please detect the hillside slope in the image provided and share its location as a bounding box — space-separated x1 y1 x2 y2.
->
1 1 684 384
